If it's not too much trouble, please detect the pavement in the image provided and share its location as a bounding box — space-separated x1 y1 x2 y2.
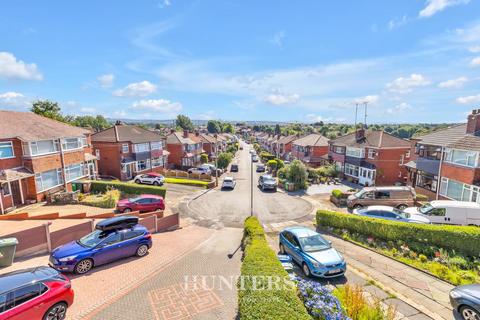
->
181 142 313 228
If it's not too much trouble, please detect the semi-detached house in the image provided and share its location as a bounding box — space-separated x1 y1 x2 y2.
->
91 123 169 181
166 131 204 168
0 110 97 213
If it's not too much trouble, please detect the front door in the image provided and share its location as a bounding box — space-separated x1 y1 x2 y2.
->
88 162 96 179
125 164 133 179
10 181 22 206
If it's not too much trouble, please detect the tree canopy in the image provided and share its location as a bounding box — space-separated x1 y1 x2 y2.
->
176 114 194 131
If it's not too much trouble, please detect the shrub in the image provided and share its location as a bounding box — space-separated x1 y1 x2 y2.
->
331 189 346 199
260 151 275 162
90 180 167 198
286 160 308 190
238 217 310 320
277 167 288 180
80 189 120 208
448 256 469 270
316 209 480 257
217 152 233 169
267 159 278 171
164 177 209 188
200 153 209 164
419 254 428 263
416 193 429 201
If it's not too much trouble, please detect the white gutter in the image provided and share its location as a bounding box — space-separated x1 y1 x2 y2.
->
435 146 444 200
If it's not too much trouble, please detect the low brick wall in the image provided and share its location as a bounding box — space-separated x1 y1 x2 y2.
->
157 213 179 232
50 221 93 249
2 225 48 257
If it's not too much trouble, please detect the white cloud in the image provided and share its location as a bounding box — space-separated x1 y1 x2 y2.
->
470 57 480 67
131 99 182 113
469 46 480 53
0 52 42 80
419 0 470 18
386 74 430 93
158 0 171 8
388 15 408 30
456 94 480 104
263 92 299 105
353 95 379 105
387 102 412 114
438 76 468 88
113 81 157 97
80 107 96 114
0 91 30 108
269 31 285 47
114 110 127 117
97 73 115 88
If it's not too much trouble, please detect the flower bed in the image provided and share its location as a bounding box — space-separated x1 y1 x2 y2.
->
79 189 120 208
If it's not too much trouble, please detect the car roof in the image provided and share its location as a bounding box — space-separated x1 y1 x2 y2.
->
146 172 162 177
430 200 480 208
283 226 318 237
224 177 234 181
363 205 396 211
0 266 60 294
262 174 273 179
139 194 163 199
362 186 412 192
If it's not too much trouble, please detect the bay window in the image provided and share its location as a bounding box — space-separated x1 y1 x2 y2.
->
0 141 14 159
65 163 86 182
35 169 63 192
416 171 437 192
444 148 478 167
345 163 359 177
136 159 150 171
440 177 480 203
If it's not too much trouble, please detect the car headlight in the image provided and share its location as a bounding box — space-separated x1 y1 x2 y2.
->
311 261 323 268
58 255 78 262
450 290 462 299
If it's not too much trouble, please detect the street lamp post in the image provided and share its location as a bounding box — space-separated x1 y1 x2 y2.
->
250 150 254 217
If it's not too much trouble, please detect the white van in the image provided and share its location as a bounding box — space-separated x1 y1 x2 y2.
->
404 200 480 226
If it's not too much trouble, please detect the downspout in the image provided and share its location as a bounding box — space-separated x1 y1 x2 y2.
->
435 146 444 200
59 139 68 191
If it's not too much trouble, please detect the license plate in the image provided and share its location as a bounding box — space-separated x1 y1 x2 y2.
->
328 268 342 274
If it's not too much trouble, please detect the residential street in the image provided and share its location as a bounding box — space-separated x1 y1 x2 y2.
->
183 141 313 227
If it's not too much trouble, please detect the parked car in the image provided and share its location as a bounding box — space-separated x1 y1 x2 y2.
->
347 186 416 210
200 164 223 176
404 200 480 226
0 266 74 320
134 172 165 186
116 194 165 213
239 146 243 150
249 149 255 154
258 174 277 191
222 177 236 189
353 205 430 224
49 216 152 274
252 155 259 162
450 284 480 320
256 164 266 172
187 167 211 175
279 227 346 278
230 164 239 172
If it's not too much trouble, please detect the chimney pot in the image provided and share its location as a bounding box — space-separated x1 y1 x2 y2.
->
183 130 189 138
170 129 175 134
466 109 480 134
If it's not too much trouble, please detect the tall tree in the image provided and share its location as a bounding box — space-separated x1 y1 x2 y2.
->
31 100 65 121
73 115 110 132
274 124 281 135
207 120 221 133
223 123 235 134
175 114 194 131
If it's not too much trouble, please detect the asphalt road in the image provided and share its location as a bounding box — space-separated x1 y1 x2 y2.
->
186 140 312 227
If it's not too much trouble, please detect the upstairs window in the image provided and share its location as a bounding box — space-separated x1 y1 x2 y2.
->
30 140 59 156
346 147 364 158
62 138 83 150
368 149 377 159
122 144 129 153
444 148 478 167
133 143 150 153
151 141 162 150
0 141 14 159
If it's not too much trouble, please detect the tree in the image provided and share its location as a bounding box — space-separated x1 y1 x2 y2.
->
274 124 281 135
223 123 235 134
207 120 221 133
200 153 209 164
31 100 65 121
176 114 194 131
73 115 110 132
286 160 308 190
267 159 278 172
216 152 233 169
154 123 163 130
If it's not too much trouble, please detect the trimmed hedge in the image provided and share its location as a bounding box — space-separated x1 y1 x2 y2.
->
316 209 480 257
331 189 347 199
90 180 167 198
238 217 310 320
165 177 209 188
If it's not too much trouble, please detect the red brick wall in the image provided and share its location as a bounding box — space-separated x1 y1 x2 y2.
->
312 146 329 157
166 144 184 167
0 138 23 169
92 142 123 179
63 150 86 166
203 143 213 155
24 154 62 173
370 148 410 185
441 163 480 185
414 186 437 200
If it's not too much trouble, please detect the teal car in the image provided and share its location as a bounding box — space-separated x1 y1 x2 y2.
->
279 227 346 278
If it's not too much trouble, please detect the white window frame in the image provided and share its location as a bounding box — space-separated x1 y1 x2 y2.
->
28 140 60 157
346 147 365 158
151 157 163 168
367 149 377 159
0 141 15 159
405 150 411 158
64 163 87 183
444 148 479 168
35 168 64 193
344 163 359 177
122 144 129 153
133 143 150 153
1 182 11 196
150 141 162 150
61 137 84 151
440 177 480 203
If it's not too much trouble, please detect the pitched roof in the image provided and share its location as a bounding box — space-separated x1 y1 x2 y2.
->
199 133 217 144
278 135 298 144
330 130 410 148
166 131 202 144
415 124 468 147
92 124 164 143
292 133 329 147
446 135 480 151
0 110 90 141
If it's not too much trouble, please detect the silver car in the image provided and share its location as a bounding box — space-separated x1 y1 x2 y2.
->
222 177 236 189
353 205 430 223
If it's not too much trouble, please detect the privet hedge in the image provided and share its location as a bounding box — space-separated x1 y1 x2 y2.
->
238 217 310 320
90 180 167 198
316 210 480 257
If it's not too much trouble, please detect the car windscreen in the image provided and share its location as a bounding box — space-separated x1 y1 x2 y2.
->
419 203 434 214
128 197 141 202
392 208 410 218
78 230 112 248
298 235 331 252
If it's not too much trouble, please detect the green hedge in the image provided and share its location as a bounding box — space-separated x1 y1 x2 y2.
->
90 180 167 198
316 210 480 257
331 189 347 199
238 217 310 320
165 177 209 188
80 189 120 208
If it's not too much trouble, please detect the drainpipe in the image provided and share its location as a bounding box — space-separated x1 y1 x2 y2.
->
59 139 68 191
435 146 444 200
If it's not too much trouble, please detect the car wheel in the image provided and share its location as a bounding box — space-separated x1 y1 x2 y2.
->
43 302 68 320
302 263 311 277
74 259 93 274
460 305 480 320
279 243 286 254
136 244 149 257
123 208 132 213
153 181 159 186
353 204 363 210
135 179 141 184
397 204 407 210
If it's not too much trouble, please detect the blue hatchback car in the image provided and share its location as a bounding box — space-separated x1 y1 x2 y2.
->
279 227 346 278
49 221 152 274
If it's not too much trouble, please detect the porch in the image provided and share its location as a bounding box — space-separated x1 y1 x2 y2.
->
0 168 34 214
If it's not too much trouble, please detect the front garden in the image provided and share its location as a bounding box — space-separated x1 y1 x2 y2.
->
317 209 480 285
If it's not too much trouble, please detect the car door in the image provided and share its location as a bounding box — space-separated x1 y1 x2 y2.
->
289 235 303 263
380 210 399 222
375 191 391 206
121 230 144 255
7 283 45 320
93 232 125 265
135 198 152 212
422 207 447 224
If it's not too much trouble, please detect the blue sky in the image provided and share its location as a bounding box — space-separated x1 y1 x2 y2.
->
1 0 480 123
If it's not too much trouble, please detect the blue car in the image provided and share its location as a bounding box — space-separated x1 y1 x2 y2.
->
279 227 346 278
49 219 152 274
450 284 480 320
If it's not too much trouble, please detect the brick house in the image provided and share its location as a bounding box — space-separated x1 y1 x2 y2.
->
329 129 411 186
166 131 204 168
291 133 330 167
406 109 480 202
276 135 298 159
91 123 169 181
0 110 97 213
199 133 224 159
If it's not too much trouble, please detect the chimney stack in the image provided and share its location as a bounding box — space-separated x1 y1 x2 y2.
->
170 128 175 134
195 131 199 137
183 130 189 138
466 109 480 134
355 128 365 142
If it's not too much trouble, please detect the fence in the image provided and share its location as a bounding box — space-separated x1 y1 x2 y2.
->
0 213 180 259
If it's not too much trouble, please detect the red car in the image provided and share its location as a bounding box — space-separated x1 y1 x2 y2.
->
116 194 165 213
0 266 74 320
